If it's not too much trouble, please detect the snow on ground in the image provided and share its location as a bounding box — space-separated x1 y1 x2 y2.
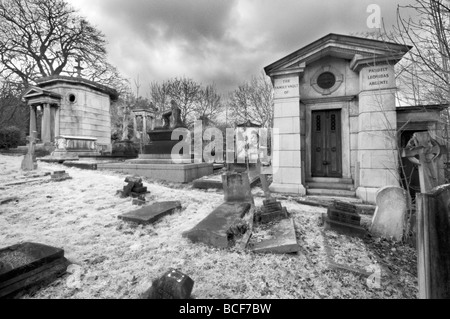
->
0 154 418 299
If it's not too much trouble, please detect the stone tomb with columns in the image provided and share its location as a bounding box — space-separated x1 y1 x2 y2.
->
22 76 118 156
264 33 412 204
98 101 213 183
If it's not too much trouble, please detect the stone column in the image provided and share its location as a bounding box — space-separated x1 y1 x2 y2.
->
269 74 306 195
142 115 148 144
29 105 37 137
133 115 138 140
356 64 400 203
55 106 61 138
41 103 51 144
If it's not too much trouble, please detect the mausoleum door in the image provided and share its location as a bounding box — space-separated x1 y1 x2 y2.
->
311 110 342 177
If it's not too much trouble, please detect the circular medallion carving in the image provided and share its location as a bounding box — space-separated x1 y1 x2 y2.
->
310 66 343 95
317 72 336 89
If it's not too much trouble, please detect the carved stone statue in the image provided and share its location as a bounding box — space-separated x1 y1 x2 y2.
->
157 100 185 130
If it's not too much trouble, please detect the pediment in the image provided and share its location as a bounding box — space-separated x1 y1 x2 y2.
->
22 86 62 103
264 33 412 77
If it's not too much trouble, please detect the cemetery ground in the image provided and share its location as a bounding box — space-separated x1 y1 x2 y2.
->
0 154 418 299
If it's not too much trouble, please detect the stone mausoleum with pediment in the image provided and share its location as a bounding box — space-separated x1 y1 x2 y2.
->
264 33 417 203
22 76 118 155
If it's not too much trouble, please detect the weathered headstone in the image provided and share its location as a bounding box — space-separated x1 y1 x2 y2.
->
141 269 194 299
324 200 366 238
255 198 289 224
118 201 182 225
183 170 255 249
370 186 407 241
20 132 38 171
182 202 253 249
416 184 450 299
117 176 148 200
222 171 254 204
401 132 447 193
51 170 71 182
0 242 69 299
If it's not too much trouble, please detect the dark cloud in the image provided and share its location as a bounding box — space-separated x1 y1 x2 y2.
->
92 0 238 45
68 0 416 95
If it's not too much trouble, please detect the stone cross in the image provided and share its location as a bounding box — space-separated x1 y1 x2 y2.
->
74 57 84 78
401 132 447 193
21 131 38 171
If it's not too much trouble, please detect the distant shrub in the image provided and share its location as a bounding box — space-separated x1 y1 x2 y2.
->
0 126 22 149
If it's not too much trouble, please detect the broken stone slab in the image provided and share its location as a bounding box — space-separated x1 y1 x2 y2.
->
118 201 182 225
125 176 143 184
62 161 97 170
0 197 19 205
328 208 361 226
132 186 147 193
51 171 71 182
182 202 254 249
250 218 300 254
132 198 146 206
0 242 69 299
323 214 367 238
370 186 407 241
141 269 194 299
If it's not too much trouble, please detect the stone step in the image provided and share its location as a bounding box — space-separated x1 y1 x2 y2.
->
306 188 356 198
306 182 354 191
306 177 353 184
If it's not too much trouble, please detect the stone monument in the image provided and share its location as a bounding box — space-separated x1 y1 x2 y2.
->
97 100 213 183
20 131 38 171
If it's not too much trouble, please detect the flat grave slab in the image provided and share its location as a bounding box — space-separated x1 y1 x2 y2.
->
182 202 254 249
250 217 300 254
323 214 366 238
63 161 98 170
0 242 69 299
118 201 182 225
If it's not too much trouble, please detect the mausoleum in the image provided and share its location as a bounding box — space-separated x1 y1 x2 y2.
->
22 75 118 154
264 33 416 203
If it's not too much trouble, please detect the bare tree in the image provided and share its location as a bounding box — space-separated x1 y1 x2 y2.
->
196 84 223 126
149 80 171 113
168 77 202 126
227 72 274 127
0 0 122 87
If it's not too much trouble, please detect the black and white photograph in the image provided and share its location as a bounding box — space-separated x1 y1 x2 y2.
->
0 0 449 306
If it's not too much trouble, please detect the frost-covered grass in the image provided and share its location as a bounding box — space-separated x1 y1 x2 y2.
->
0 154 418 299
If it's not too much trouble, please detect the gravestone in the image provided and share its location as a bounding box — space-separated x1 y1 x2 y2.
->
20 132 38 171
255 198 289 224
0 242 69 299
324 200 366 238
416 184 450 299
141 269 194 299
118 201 182 225
250 218 300 254
51 170 71 182
222 171 254 204
183 171 255 249
117 176 148 200
182 202 253 248
370 186 407 241
401 132 447 193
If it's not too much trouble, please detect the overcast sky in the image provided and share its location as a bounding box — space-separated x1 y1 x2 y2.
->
67 0 416 96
